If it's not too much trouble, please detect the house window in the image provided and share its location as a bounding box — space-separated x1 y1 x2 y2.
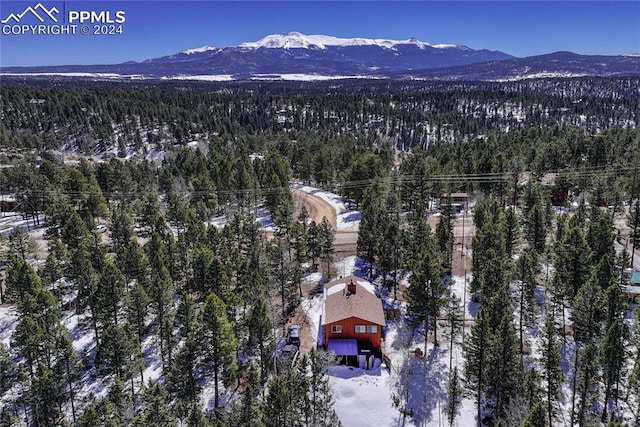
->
331 325 342 333
355 325 366 333
366 325 378 333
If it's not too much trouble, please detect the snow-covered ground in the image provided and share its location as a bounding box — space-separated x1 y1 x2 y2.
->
0 306 18 348
299 253 478 426
330 365 400 426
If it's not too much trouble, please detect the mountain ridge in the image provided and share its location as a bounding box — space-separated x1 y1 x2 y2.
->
2 32 639 81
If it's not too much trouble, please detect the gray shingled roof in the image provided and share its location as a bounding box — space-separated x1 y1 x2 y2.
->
323 275 385 326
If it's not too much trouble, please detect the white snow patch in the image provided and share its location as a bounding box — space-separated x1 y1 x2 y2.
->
327 283 346 296
161 74 234 81
250 74 384 81
493 72 589 82
356 280 376 295
0 306 19 348
333 256 360 278
301 295 324 344
1 72 123 78
329 365 399 427
181 46 218 55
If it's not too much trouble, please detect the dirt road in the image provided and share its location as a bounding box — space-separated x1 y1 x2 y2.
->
291 188 358 256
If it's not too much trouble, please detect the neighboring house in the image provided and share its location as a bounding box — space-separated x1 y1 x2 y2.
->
622 270 640 304
323 275 385 369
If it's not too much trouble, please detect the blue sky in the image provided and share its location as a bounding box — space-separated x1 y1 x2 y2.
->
1 1 639 67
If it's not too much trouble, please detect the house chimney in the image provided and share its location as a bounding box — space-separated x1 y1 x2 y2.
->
347 279 356 295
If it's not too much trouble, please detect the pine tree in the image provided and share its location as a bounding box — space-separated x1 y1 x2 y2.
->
574 344 600 426
485 303 523 422
600 319 626 422
435 211 454 273
521 402 546 427
146 232 176 372
42 237 69 299
306 220 321 270
406 246 445 351
318 216 335 279
447 293 463 372
357 180 387 279
79 398 124 427
110 203 134 252
200 292 238 408
227 363 263 427
135 382 176 427
186 403 211 427
628 200 640 260
263 373 295 427
627 306 640 426
464 306 491 427
571 277 604 423
167 328 200 406
446 366 462 427
554 226 590 300
514 249 538 355
540 306 564 427
0 344 16 396
125 281 150 350
504 206 520 259
306 349 341 427
247 297 274 382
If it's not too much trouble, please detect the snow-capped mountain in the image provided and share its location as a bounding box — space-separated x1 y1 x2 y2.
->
237 32 467 51
2 32 639 81
181 46 219 55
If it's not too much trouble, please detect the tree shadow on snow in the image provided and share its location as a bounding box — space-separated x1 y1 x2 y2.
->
401 348 448 426
340 212 361 223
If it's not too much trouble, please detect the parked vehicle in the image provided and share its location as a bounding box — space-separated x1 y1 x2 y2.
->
287 324 301 346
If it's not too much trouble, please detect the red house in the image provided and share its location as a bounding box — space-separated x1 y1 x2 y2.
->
323 275 385 368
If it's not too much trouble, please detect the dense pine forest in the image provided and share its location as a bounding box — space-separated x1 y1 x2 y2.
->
0 77 639 426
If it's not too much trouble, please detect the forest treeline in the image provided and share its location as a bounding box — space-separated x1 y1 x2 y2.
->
1 78 640 426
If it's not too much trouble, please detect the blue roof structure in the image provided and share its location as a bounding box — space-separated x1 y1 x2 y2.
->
328 339 358 356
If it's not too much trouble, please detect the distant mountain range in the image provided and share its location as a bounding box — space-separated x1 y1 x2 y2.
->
2 32 639 81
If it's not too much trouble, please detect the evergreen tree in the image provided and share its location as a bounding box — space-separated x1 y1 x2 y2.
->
464 306 491 427
306 349 341 427
318 216 335 279
247 297 274 382
357 180 387 279
447 293 464 372
134 382 176 427
574 344 600 426
504 206 520 259
446 366 462 427
226 363 263 427
600 319 626 422
521 402 546 427
405 245 445 351
555 226 590 300
514 249 538 355
627 200 640 260
540 306 564 427
200 292 238 408
435 210 454 273
146 232 176 372
485 296 523 422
